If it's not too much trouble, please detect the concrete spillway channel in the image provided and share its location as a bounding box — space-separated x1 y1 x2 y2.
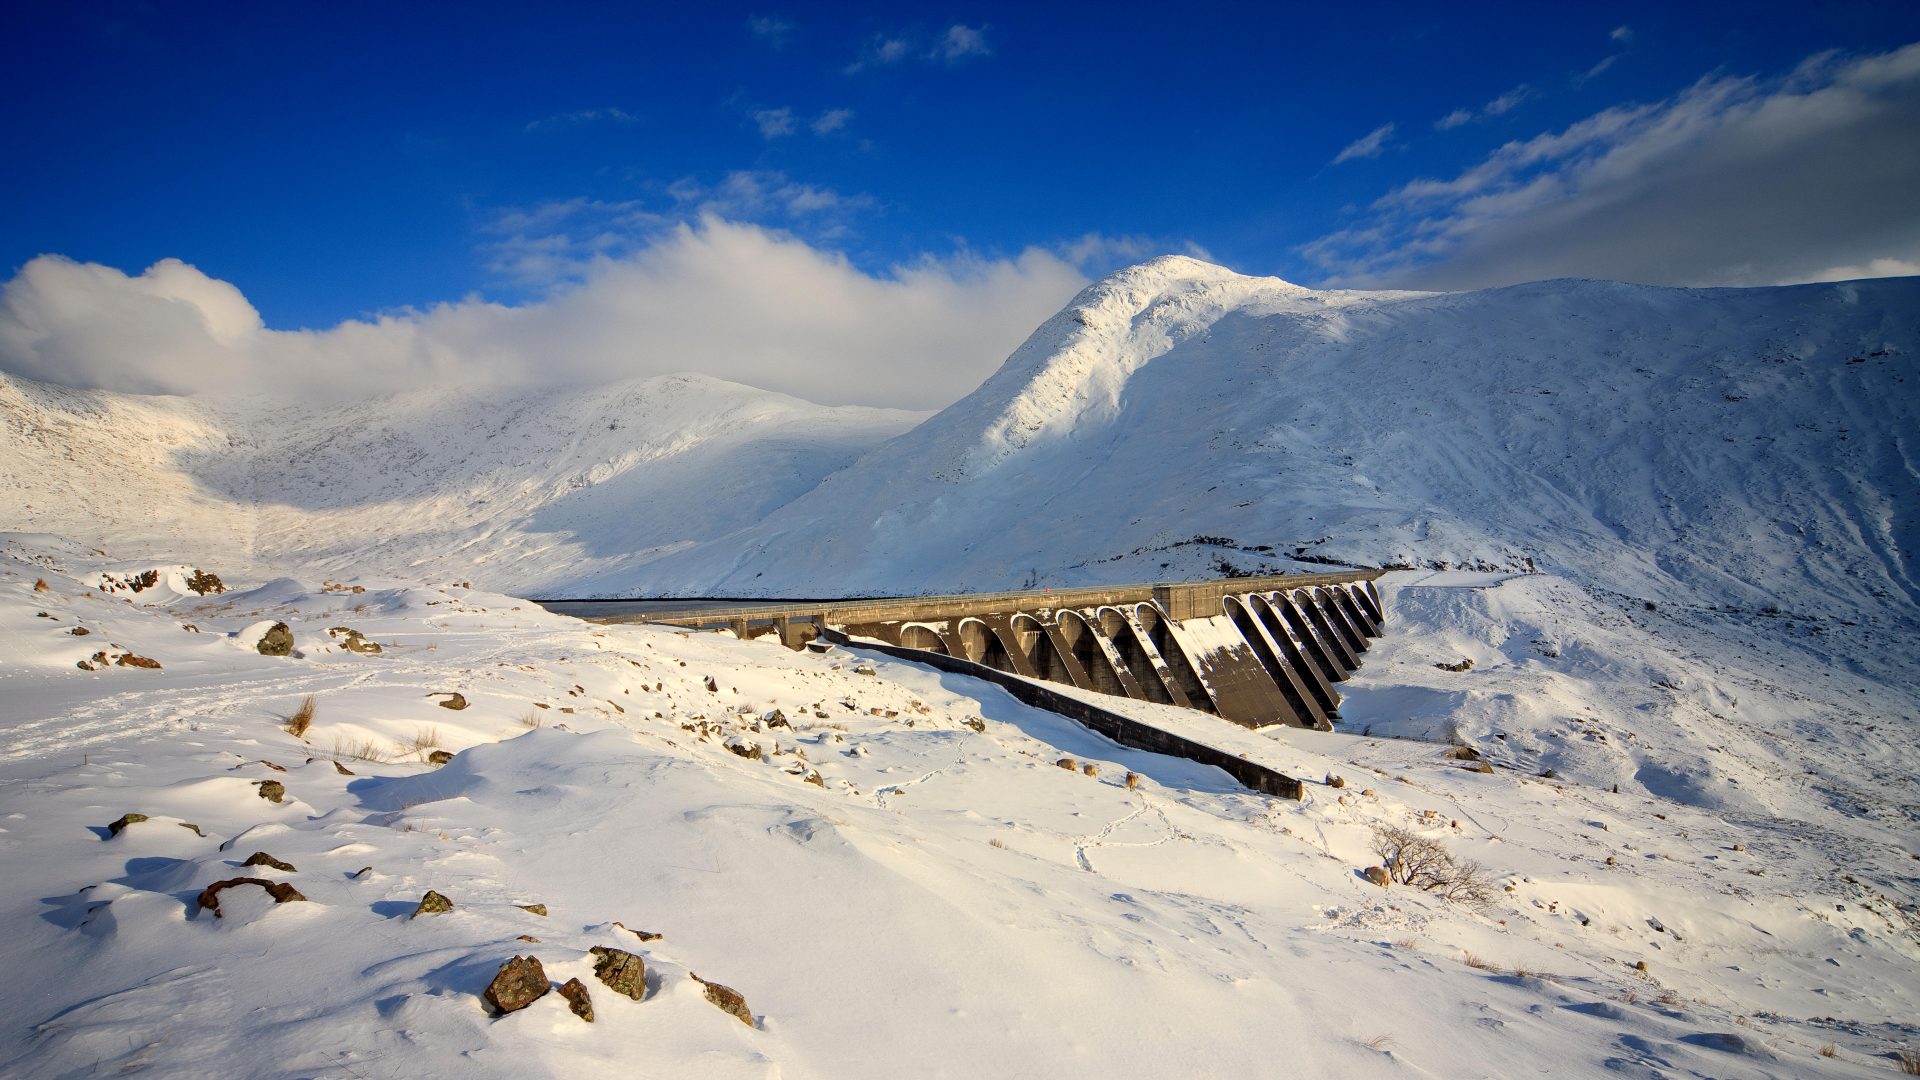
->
585 571 1386 800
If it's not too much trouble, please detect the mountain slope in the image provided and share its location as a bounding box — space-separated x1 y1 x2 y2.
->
0 372 923 595
631 257 1918 620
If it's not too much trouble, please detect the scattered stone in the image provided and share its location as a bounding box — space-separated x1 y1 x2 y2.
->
68 626 90 636
517 934 540 943
613 921 662 942
963 717 986 733
802 770 824 787
763 709 789 729
590 946 647 1000
430 692 468 711
1326 774 1346 789
725 737 762 761
242 852 297 872
517 903 548 917
184 569 225 595
691 972 753 1026
1436 658 1474 672
559 977 594 1022
178 822 205 837
256 780 286 804
483 955 550 1015
427 749 455 766
853 664 877 676
256 759 287 772
334 761 354 776
1125 771 1142 790
1363 866 1392 887
197 876 306 917
114 652 162 669
1081 762 1098 778
107 813 149 837
1633 960 1649 972
256 623 294 656
327 626 383 654
413 890 454 917
704 676 720 693
351 866 373 878
1055 757 1078 771
75 659 96 671
33 578 49 592
1731 843 1745 852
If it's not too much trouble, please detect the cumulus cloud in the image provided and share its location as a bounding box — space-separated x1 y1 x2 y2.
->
0 219 1094 410
1304 42 1920 290
1331 123 1394 164
752 106 795 138
811 108 852 135
931 24 990 63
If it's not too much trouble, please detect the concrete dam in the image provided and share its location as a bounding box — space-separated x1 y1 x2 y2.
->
591 570 1385 733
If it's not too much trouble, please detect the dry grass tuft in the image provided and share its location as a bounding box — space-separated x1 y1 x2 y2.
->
330 736 393 764
518 709 545 729
988 838 1006 849
1461 952 1501 972
1901 1049 1920 1075
396 726 443 760
1392 937 1418 950
1817 1044 1836 1058
1362 1034 1395 1053
286 695 317 738
33 577 50 592
1125 771 1142 790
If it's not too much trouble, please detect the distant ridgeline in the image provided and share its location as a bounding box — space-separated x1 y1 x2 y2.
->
596 570 1385 733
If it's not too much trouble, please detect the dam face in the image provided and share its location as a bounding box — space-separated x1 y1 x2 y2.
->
596 571 1385 732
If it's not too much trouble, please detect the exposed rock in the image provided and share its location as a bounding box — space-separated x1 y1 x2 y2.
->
691 972 753 1026
1363 866 1392 887
725 737 762 761
590 946 646 1001
704 676 720 693
178 822 205 837
483 955 550 1015
255 759 287 772
334 761 354 776
107 812 149 837
115 652 162 669
327 626 383 654
351 866 373 878
614 921 662 942
68 626 89 636
413 890 454 917
427 749 455 766
256 780 286 803
853 664 877 676
184 569 225 595
559 977 594 1022
1436 658 1474 672
256 623 294 656
32 578 49 592
242 852 297 872
197 876 306 917
1081 763 1098 777
517 903 548 917
763 709 790 729
430 691 469 710
1326 774 1346 789
517 934 540 943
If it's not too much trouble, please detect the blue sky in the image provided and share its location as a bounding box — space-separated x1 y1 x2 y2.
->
3 3 1917 406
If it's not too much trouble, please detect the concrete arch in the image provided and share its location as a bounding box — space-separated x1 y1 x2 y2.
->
1056 610 1131 698
1221 596 1320 728
899 624 949 655
957 617 1014 674
1097 606 1175 705
1332 584 1381 641
1311 587 1367 654
1248 594 1340 722
1009 613 1072 685
1353 579 1385 625
1133 604 1211 713
1273 590 1351 682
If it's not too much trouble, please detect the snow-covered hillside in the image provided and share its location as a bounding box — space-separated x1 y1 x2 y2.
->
636 256 1918 616
0 372 923 596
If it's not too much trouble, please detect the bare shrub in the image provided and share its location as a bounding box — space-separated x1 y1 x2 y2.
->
1817 1044 1836 1058
33 577 50 592
1899 1048 1919 1075
286 696 317 738
1461 952 1500 972
518 709 545 729
1371 824 1499 907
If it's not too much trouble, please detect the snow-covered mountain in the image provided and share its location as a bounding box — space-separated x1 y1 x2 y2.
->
635 257 1919 618
0 372 924 595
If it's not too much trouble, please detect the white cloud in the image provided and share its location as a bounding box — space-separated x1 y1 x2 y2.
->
1304 42 1920 290
1611 25 1633 43
747 15 793 46
752 107 795 138
811 108 853 135
932 24 990 63
524 107 638 132
0 220 1095 410
1331 123 1394 164
1434 86 1530 130
1580 54 1618 84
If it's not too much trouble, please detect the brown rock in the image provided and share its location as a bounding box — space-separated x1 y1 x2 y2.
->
590 946 647 1001
197 876 307 917
1326 774 1346 789
68 626 90 636
430 692 468 710
483 955 550 1015
334 761 354 776
691 972 753 1026
1363 866 1391 887
558 977 594 1022
107 812 149 837
1055 757 1077 771
115 652 162 669
517 903 548 916
256 623 294 656
613 921 662 942
257 780 286 803
413 890 453 917
427 749 455 766
242 852 297 872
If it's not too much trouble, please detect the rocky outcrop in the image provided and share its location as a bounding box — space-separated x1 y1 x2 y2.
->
483 955 549 1015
